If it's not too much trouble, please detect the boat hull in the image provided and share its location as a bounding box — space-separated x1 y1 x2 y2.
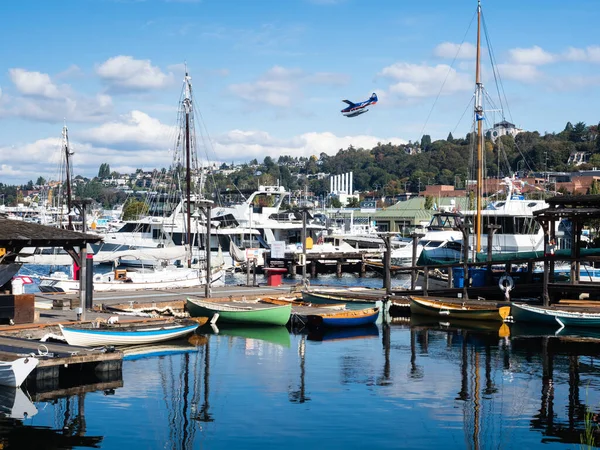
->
186 299 291 326
39 269 225 293
308 307 380 328
0 357 39 388
510 303 559 326
302 291 383 310
58 322 199 347
409 296 510 322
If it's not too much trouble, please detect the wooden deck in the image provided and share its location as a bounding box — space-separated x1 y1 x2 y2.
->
0 335 123 385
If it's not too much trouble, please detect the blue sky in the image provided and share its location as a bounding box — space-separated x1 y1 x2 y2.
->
1 0 599 184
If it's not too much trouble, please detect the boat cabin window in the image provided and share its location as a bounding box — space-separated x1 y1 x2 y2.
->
428 214 460 230
424 240 443 248
117 223 152 233
445 241 463 252
481 216 540 235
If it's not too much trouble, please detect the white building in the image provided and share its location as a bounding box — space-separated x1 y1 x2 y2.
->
487 120 523 142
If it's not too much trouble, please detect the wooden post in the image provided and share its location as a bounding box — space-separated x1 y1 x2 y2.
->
526 261 534 283
575 220 581 284
543 259 550 306
205 205 212 298
383 235 392 296
311 260 317 278
423 266 429 296
360 259 366 278
410 233 421 290
570 219 577 285
79 246 87 321
301 208 307 285
447 267 453 288
246 256 251 286
461 221 469 300
336 260 342 278
290 261 297 277
549 219 556 283
486 225 500 284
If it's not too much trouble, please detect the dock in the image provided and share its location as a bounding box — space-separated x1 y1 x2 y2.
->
0 334 122 389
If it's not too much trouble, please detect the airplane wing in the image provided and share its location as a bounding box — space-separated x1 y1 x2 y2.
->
342 100 355 106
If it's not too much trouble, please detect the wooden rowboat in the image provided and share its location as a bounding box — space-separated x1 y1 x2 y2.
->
409 296 510 322
58 320 199 347
259 297 346 310
511 303 600 328
186 298 291 326
307 307 380 328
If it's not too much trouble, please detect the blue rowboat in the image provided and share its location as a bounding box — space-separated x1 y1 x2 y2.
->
59 320 199 347
511 303 600 329
509 303 560 326
307 307 380 328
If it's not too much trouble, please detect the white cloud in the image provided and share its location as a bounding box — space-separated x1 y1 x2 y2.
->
496 63 542 83
0 116 407 184
229 66 348 108
433 42 476 60
96 56 174 91
378 62 471 98
82 110 175 148
9 68 63 98
563 45 600 63
508 45 555 65
214 130 406 161
0 69 113 123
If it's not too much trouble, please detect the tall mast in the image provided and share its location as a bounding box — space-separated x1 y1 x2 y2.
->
184 70 192 268
63 124 74 230
474 0 484 253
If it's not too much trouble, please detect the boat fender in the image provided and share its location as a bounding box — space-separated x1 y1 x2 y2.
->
94 274 102 282
498 274 514 292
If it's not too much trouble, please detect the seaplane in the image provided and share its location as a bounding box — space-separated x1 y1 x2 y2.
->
340 93 378 118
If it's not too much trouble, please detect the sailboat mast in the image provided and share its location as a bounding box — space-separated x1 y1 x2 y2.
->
475 0 484 253
184 71 192 268
63 125 74 230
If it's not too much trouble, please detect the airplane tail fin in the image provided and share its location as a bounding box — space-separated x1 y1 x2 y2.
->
371 93 378 102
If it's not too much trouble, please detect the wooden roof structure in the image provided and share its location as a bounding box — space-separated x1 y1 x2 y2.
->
533 195 600 306
535 194 600 221
0 217 102 266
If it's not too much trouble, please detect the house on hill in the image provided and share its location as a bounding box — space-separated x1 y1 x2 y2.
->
486 120 523 142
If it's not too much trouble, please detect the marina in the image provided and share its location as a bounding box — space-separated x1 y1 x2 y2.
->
1 0 600 447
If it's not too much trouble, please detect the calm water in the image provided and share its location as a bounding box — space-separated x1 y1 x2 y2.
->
6 318 600 449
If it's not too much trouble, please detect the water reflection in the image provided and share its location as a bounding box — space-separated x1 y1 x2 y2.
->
1 318 600 448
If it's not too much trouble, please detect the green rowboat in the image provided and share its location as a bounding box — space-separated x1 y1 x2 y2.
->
409 296 510 322
186 298 291 326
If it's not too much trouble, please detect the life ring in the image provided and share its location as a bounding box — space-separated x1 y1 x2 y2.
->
94 274 102 283
498 274 514 292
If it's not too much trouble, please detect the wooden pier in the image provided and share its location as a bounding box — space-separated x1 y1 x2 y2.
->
0 335 122 388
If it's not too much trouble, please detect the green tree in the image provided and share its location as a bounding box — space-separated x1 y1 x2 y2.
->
446 132 454 142
346 197 360 208
330 197 342 208
420 135 432 151
589 180 600 195
36 176 46 186
98 163 111 179
424 195 434 210
122 199 149 221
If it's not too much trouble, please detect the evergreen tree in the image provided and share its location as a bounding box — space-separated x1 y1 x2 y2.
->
420 135 432 151
447 132 454 142
98 163 111 179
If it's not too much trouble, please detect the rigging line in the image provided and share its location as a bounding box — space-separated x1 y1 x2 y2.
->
482 14 514 125
481 14 506 121
452 96 475 137
418 9 477 140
